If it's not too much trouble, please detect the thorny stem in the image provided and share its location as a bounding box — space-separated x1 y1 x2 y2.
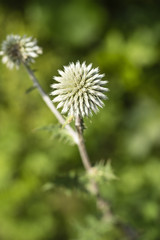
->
75 115 112 219
23 62 78 144
75 116 91 171
75 116 139 239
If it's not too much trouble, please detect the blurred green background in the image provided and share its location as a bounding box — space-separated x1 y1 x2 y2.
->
0 0 160 239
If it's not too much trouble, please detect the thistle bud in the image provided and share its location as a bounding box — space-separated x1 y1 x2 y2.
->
0 34 42 69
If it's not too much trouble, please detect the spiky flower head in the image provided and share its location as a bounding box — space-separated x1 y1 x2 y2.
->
50 61 108 118
0 34 42 69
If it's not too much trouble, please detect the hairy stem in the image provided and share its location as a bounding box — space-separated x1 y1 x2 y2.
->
75 115 112 219
75 116 139 238
23 63 78 144
75 116 91 171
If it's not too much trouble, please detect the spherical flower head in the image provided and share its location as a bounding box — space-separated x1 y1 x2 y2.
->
0 34 42 69
50 61 109 118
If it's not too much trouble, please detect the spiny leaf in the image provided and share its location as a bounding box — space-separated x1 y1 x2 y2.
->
35 124 75 145
87 160 117 184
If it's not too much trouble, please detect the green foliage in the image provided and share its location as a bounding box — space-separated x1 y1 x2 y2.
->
72 215 121 240
87 160 117 184
0 0 160 240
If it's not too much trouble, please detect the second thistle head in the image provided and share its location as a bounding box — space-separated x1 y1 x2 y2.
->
50 61 109 118
0 34 42 69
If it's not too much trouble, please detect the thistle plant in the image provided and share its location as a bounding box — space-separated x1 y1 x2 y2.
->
51 61 109 175
50 61 112 220
0 34 112 220
0 33 140 239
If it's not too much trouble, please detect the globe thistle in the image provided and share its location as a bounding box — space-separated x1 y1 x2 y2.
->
50 61 108 118
0 34 42 69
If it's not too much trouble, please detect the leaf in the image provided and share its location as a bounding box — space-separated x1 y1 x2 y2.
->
87 160 117 184
35 124 75 145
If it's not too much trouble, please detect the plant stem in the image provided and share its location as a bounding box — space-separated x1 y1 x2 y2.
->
23 63 78 144
75 117 139 238
75 115 112 219
75 116 91 171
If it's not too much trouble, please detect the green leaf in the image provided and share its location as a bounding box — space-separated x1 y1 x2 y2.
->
35 124 75 145
87 160 117 184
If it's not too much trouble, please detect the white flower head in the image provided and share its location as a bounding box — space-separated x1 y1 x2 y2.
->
50 61 109 118
0 34 42 69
